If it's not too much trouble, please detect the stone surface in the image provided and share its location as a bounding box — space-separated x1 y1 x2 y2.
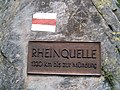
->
0 0 120 90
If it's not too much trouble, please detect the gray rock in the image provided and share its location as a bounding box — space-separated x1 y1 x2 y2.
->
0 0 120 90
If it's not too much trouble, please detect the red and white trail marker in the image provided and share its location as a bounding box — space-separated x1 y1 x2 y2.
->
31 13 57 32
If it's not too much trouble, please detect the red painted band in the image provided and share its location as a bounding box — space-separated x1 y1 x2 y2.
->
32 18 56 26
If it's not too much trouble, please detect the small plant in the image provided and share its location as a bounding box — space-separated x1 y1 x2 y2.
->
117 0 120 7
102 66 116 90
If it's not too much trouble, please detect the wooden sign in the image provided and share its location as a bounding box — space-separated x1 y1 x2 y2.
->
27 41 101 76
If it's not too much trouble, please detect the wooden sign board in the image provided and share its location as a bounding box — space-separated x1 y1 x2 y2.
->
27 41 101 76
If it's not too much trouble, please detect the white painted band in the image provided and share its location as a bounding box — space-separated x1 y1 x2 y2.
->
31 24 56 32
33 13 57 19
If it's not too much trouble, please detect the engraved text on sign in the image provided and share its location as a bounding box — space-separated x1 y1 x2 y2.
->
27 41 101 75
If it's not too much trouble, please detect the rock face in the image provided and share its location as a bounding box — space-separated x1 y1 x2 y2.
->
0 0 120 90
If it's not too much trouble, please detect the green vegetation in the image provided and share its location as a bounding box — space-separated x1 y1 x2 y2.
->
117 0 120 4
117 0 120 7
101 56 120 90
102 66 115 90
95 0 112 9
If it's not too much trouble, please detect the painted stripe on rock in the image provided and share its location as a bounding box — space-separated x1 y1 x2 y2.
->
31 13 57 32
31 24 56 32
33 13 57 19
32 19 56 26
